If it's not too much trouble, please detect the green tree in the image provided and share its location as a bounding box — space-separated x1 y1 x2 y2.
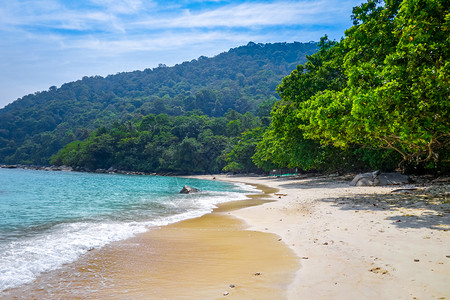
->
224 128 265 173
253 36 349 172
301 0 449 171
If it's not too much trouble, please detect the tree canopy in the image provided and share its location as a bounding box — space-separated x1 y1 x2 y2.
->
254 0 449 173
51 111 262 174
0 42 318 165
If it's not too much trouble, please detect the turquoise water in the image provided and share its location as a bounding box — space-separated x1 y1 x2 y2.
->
0 168 253 292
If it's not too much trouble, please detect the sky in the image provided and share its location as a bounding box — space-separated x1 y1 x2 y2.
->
0 0 362 108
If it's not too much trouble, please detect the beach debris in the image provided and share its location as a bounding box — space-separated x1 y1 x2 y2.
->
223 291 229 296
301 257 309 259
391 188 418 193
179 185 200 194
351 171 410 186
254 272 262 276
229 284 236 288
414 259 420 262
369 267 389 275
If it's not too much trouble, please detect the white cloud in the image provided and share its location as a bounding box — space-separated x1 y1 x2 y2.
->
136 1 351 29
61 30 260 54
0 0 359 107
89 0 146 14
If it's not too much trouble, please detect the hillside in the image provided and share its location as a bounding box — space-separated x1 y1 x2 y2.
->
0 42 318 165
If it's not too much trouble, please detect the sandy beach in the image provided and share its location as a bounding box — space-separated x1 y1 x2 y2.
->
2 173 449 299
205 174 450 299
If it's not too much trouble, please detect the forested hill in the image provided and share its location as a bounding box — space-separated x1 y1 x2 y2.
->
0 41 318 165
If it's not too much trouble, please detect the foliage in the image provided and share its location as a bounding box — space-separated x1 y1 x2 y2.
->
300 0 449 171
0 42 318 166
223 127 265 173
256 0 449 173
51 111 263 174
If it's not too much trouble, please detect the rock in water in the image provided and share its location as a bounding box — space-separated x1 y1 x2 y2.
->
179 185 200 194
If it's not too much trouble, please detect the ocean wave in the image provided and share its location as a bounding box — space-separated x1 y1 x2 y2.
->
0 187 253 292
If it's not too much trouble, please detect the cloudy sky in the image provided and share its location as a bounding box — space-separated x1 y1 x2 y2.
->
0 0 362 108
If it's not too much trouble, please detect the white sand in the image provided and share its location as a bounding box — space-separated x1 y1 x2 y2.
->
196 174 450 299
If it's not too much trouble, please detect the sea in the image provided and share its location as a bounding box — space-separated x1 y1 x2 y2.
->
0 168 255 293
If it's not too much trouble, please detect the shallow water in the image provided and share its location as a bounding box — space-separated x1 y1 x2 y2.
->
0 168 253 292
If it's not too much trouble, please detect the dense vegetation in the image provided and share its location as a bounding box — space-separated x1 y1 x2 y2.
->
253 0 449 174
50 111 264 174
0 42 318 165
3 0 449 175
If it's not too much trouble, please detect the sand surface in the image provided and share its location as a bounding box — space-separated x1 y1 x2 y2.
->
1 183 297 300
3 174 449 299
200 174 450 299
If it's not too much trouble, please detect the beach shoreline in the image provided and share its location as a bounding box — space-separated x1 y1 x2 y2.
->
193 174 450 299
1 175 298 299
2 173 448 299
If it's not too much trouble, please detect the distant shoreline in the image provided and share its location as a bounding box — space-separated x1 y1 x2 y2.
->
0 164 197 176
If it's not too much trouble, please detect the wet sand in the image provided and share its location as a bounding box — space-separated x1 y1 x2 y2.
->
204 175 450 299
4 174 449 299
2 183 298 299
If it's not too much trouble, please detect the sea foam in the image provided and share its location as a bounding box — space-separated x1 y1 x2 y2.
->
0 187 254 292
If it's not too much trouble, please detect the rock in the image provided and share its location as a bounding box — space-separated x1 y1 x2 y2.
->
351 171 410 186
179 185 200 194
58 165 73 171
0 164 18 169
351 171 380 186
377 172 410 185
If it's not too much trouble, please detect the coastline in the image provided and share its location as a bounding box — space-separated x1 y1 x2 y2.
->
2 172 448 299
195 174 450 299
1 176 298 299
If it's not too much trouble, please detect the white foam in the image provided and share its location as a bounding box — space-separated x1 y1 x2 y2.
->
0 188 252 292
0 221 149 292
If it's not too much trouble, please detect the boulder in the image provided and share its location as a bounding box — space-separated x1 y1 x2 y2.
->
377 172 410 185
179 185 200 194
351 171 410 186
351 171 380 186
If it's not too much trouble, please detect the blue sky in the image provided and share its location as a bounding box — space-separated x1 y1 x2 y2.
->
0 0 362 108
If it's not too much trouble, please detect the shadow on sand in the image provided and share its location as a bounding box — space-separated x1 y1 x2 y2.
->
320 185 449 231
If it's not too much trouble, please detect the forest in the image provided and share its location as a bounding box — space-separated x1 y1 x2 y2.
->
252 0 449 174
2 0 449 175
0 42 318 166
50 111 264 174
